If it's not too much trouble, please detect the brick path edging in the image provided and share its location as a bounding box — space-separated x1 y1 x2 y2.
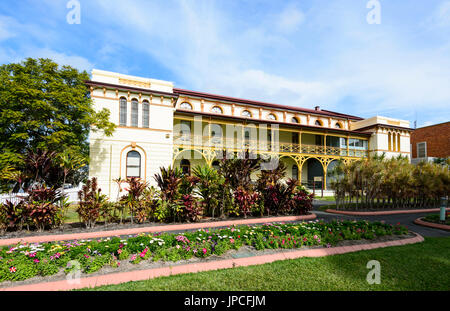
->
0 214 316 247
0 232 424 291
325 208 450 216
414 218 450 231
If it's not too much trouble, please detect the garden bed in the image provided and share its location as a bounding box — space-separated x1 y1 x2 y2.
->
0 219 411 289
414 216 450 231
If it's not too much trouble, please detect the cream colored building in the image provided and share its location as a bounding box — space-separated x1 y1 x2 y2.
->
87 69 413 199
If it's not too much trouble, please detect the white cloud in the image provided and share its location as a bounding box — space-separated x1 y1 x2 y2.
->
78 0 450 122
0 16 16 41
435 1 450 26
28 48 94 72
275 5 305 34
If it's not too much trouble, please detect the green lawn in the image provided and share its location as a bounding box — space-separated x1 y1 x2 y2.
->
65 205 80 223
313 196 336 202
84 237 450 291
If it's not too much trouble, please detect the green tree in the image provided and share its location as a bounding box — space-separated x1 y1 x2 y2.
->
0 58 115 190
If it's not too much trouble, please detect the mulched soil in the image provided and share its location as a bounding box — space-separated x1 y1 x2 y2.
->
0 231 418 289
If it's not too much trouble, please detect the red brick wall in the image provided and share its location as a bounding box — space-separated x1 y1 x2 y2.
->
411 122 450 158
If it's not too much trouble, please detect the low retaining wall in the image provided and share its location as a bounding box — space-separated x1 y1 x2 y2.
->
1 232 424 291
325 208 450 216
0 214 316 247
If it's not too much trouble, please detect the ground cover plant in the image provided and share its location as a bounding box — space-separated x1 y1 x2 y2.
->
0 220 408 283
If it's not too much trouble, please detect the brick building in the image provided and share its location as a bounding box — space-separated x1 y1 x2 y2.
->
410 121 450 163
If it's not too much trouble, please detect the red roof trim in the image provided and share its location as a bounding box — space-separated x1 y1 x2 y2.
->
174 88 364 121
175 109 371 137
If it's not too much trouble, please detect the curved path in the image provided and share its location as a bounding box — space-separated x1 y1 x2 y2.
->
312 200 450 238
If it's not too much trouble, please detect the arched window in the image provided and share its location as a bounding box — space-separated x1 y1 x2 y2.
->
211 106 223 114
292 164 299 180
142 100 149 128
119 97 127 126
126 151 141 178
267 113 276 120
180 102 193 110
335 122 342 129
242 110 252 117
131 98 139 127
180 159 191 175
291 117 299 123
315 120 323 126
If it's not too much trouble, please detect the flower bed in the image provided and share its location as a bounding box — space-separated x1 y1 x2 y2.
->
0 220 408 284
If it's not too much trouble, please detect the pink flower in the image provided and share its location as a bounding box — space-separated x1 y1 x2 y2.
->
202 248 207 255
33 259 40 263
230 238 235 244
130 254 137 261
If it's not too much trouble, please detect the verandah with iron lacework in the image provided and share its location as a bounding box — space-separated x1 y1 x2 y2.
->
172 115 369 189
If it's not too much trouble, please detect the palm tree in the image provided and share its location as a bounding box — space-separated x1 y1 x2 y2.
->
57 150 86 206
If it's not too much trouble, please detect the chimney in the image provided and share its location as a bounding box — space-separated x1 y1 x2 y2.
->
315 106 320 111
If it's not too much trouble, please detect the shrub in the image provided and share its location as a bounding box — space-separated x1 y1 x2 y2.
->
25 186 61 231
0 200 26 230
120 177 148 224
77 177 107 228
291 185 314 215
233 187 259 218
153 166 182 203
180 194 202 222
192 165 224 218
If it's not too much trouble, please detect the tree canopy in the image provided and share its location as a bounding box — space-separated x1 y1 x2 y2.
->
0 58 115 190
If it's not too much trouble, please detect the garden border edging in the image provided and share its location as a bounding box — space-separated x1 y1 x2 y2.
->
0 232 424 291
325 208 450 216
413 217 450 231
0 214 316 247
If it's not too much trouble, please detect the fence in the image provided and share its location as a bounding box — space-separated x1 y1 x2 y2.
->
0 185 82 205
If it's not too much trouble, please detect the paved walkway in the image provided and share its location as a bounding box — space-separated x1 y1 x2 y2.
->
312 201 450 238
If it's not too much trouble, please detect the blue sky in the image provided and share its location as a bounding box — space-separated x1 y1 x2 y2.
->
1 0 449 127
